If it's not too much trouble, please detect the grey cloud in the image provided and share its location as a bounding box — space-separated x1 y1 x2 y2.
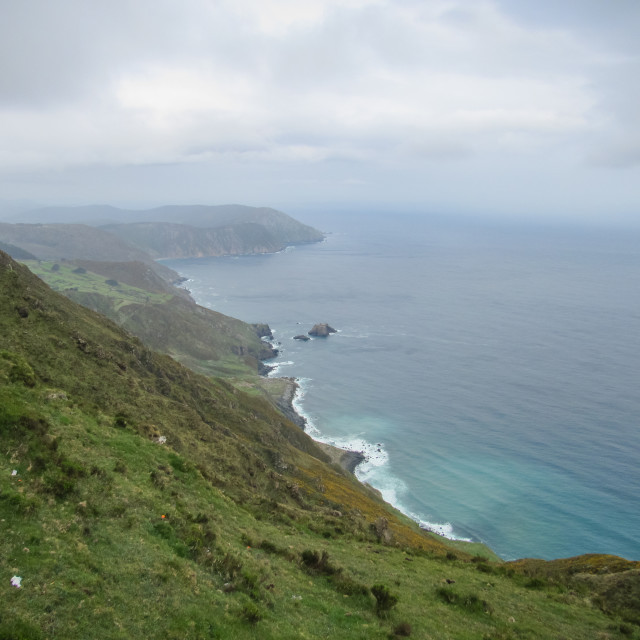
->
0 0 638 222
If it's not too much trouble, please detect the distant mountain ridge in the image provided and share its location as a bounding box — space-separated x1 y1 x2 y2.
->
6 203 324 260
101 221 283 259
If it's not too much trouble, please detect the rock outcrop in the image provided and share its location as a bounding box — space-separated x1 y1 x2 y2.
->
308 323 337 337
253 323 274 339
293 334 310 341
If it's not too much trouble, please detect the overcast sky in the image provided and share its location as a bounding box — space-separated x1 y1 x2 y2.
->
1 0 639 224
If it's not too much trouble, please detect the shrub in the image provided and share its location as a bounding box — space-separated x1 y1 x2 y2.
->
240 601 264 624
182 523 217 561
393 621 412 637
240 532 254 548
525 577 546 589
371 584 399 617
476 562 495 574
215 552 243 580
41 471 76 498
333 574 369 596
60 459 87 478
436 587 492 615
613 622 634 636
301 549 339 576
1 351 37 387
1 490 41 515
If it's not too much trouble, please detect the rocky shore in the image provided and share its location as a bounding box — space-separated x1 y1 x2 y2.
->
314 442 366 475
276 377 365 475
275 377 306 429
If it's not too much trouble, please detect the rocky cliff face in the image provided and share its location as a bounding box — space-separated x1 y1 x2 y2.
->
15 204 325 245
101 221 285 259
12 204 325 256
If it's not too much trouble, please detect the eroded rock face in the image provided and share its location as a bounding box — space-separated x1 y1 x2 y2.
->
252 323 273 339
308 323 337 337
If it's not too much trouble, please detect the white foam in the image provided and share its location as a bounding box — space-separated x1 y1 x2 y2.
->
291 378 319 433
291 378 473 543
266 360 295 377
411 514 473 541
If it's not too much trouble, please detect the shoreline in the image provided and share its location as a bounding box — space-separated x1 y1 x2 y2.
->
314 441 367 474
170 268 474 547
272 372 476 545
275 376 365 475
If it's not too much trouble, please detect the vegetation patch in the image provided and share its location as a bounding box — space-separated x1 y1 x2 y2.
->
436 586 493 615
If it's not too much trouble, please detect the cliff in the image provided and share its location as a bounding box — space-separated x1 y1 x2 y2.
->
100 221 285 258
10 203 325 258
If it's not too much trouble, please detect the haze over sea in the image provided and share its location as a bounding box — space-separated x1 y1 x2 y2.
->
164 212 640 561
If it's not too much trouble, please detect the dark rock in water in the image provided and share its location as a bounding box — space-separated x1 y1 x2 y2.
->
308 323 337 337
293 334 310 341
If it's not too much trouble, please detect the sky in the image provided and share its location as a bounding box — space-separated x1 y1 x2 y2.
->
1 0 639 224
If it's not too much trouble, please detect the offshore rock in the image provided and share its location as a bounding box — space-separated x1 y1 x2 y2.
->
293 334 310 341
308 323 337 337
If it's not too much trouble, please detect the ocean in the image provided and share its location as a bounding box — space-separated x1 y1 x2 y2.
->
162 212 640 561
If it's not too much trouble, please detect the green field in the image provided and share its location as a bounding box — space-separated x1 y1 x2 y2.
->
23 260 172 310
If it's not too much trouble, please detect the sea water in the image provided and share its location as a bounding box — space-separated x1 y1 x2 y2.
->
162 212 640 561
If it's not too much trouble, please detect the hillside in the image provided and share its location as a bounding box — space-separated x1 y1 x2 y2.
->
0 240 38 261
0 223 153 264
0 222 179 284
13 203 325 255
143 204 325 244
100 221 284 259
2 249 639 639
22 259 276 379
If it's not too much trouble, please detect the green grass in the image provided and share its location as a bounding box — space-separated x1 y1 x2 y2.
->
2 251 639 639
23 260 172 310
22 259 276 381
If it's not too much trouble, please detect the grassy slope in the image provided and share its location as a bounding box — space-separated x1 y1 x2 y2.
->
0 223 179 284
1 251 639 639
22 260 275 379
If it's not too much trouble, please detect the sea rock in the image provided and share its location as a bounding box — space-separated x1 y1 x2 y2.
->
308 323 337 337
293 334 310 341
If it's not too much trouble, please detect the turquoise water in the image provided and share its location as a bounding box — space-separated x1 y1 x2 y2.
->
163 213 640 560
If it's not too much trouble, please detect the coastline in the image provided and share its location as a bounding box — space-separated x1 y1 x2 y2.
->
313 440 366 474
271 371 476 545
275 375 365 475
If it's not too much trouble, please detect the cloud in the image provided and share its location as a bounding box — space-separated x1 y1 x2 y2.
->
0 0 638 219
